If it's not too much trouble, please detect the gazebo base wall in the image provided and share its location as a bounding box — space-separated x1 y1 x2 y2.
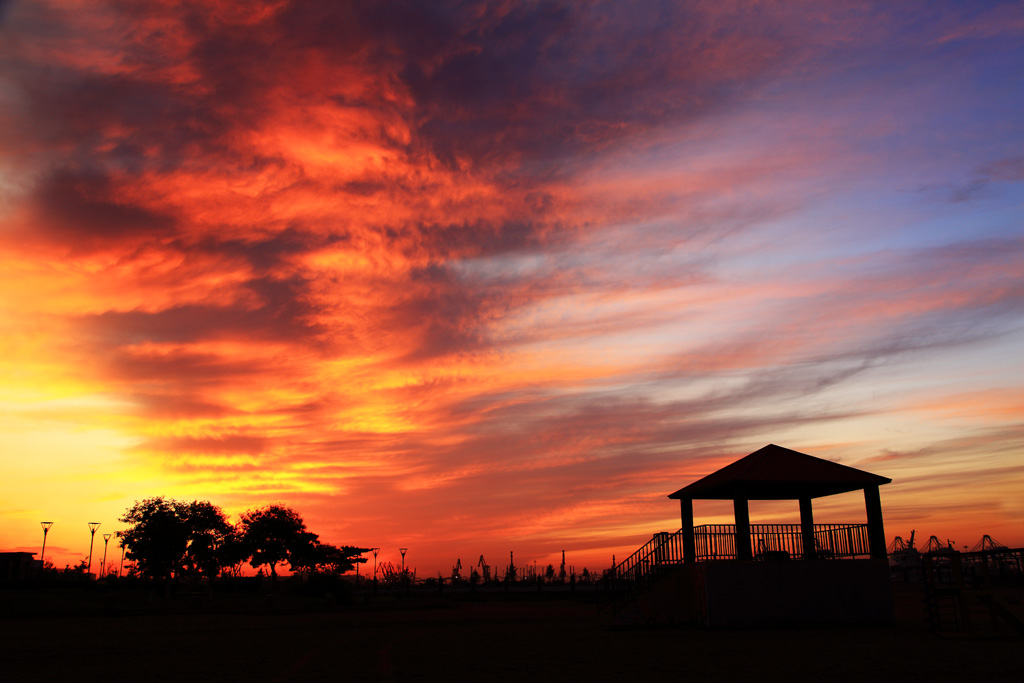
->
621 559 893 628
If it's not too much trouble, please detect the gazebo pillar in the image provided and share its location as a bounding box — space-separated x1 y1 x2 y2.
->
799 497 816 560
679 498 696 563
864 485 887 560
733 498 752 561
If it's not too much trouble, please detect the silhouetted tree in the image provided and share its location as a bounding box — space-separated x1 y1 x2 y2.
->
180 500 233 578
118 497 232 583
294 541 368 575
217 526 250 577
237 504 312 580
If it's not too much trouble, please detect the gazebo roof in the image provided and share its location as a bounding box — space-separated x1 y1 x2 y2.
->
667 444 891 501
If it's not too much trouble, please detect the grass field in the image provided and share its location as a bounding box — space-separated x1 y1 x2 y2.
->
1 582 1020 681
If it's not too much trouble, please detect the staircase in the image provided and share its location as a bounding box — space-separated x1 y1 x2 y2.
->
597 530 685 615
923 549 1024 636
922 553 966 634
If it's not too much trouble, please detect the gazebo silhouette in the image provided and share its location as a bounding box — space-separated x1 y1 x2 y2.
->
670 443 891 563
601 444 895 626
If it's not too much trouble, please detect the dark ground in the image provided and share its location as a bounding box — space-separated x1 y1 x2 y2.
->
1 581 1020 682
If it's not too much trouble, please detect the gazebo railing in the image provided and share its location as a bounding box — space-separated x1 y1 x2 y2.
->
695 524 738 560
599 522 873 614
696 523 871 561
813 523 871 559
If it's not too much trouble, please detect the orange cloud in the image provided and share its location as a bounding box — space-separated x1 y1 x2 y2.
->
2 1 1023 574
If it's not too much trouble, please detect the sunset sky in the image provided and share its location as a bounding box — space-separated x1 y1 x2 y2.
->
1 1 1022 576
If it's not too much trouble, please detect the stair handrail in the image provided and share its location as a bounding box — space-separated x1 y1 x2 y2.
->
598 529 684 613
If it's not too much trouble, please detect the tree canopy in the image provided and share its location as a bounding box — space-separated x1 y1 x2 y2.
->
237 504 314 579
292 540 369 575
118 498 366 584
118 497 232 581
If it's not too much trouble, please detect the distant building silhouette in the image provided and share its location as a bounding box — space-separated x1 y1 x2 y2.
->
0 552 38 583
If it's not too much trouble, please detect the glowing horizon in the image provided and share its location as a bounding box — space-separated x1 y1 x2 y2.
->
1 1 1023 576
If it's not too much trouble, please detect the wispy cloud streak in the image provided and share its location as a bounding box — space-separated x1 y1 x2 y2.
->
1 0 1022 570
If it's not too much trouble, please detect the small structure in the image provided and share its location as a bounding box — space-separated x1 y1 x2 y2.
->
600 444 894 627
0 552 38 583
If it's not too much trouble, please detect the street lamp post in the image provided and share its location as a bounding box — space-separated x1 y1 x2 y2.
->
371 548 380 594
40 522 53 565
117 532 126 578
101 533 112 577
399 547 408 591
87 522 100 575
